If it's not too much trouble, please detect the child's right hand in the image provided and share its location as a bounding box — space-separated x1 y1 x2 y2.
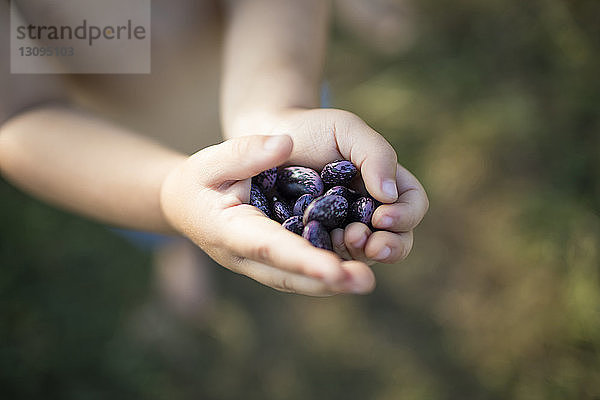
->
159 134 375 296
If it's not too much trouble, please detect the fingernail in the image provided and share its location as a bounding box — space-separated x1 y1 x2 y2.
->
264 135 284 151
381 179 398 201
375 246 391 261
378 215 393 228
352 233 367 248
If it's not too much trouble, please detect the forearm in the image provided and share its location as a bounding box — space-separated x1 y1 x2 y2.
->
221 0 331 138
0 106 186 233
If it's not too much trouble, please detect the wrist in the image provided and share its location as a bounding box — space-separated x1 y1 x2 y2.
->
223 106 309 139
158 158 187 235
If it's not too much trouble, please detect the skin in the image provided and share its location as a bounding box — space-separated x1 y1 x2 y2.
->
0 0 428 296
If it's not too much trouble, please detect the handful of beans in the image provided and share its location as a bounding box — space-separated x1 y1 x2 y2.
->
250 160 385 251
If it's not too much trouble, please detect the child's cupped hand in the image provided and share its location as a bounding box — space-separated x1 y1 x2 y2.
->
160 107 428 296
159 134 375 296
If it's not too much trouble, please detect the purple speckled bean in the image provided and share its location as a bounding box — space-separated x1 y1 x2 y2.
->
250 185 271 217
282 215 304 235
348 196 376 225
276 166 324 199
272 196 292 223
251 167 277 192
325 186 360 203
302 220 332 250
303 194 348 230
321 160 358 186
293 194 315 216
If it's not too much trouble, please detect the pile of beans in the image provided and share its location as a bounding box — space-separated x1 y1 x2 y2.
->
250 160 383 251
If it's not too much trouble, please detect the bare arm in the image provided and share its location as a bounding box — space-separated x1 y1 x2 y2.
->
0 2 187 233
0 108 185 233
221 0 331 138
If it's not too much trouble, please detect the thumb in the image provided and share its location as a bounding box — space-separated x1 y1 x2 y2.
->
193 135 293 186
338 117 399 203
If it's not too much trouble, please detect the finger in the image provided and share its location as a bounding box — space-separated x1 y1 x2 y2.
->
220 205 347 283
331 228 353 260
343 222 375 264
371 165 429 232
233 259 338 296
193 135 293 187
335 115 399 203
341 260 376 293
232 259 375 296
364 230 414 264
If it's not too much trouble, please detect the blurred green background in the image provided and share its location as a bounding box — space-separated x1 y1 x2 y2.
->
2 0 599 398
